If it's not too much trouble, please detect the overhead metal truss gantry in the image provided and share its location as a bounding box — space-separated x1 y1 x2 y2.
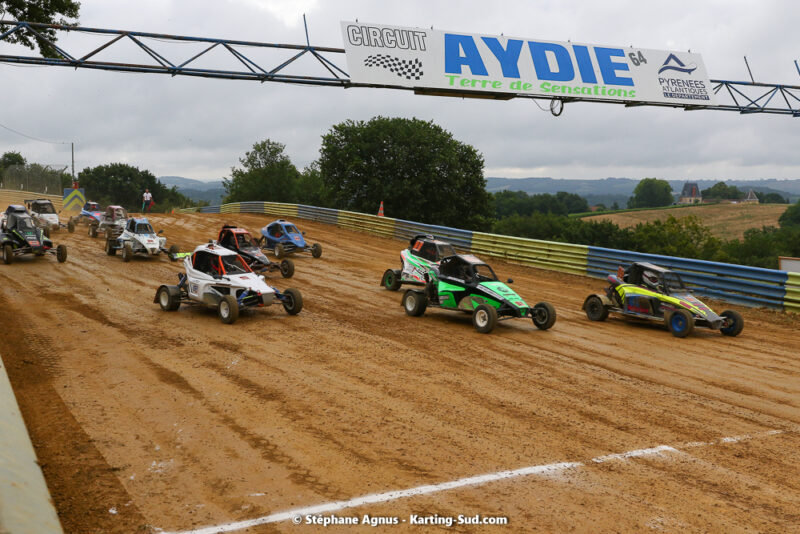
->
2 20 799 117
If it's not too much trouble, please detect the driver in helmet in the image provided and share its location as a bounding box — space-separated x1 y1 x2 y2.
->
642 270 661 293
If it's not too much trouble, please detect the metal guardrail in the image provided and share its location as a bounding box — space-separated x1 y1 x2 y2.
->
176 201 800 311
0 189 64 211
0 354 63 534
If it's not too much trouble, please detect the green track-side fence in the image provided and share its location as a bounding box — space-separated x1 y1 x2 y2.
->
0 354 63 534
177 201 800 312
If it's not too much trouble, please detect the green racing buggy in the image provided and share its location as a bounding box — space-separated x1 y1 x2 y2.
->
582 262 744 338
401 254 556 334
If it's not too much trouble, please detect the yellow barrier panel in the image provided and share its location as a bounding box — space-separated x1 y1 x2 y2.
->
337 210 396 239
220 202 241 214
0 189 63 211
263 202 298 218
784 272 800 313
471 231 588 275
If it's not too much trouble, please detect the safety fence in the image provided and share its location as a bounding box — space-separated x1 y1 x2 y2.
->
178 201 800 311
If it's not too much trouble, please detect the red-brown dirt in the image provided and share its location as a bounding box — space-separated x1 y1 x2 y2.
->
1 210 798 533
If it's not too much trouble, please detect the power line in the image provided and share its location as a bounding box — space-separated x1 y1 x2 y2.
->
0 121 70 144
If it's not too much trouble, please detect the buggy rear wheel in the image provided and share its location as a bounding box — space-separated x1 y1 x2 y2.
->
473 303 498 334
156 285 181 311
274 243 285 258
666 309 694 338
168 244 180 261
382 269 402 291
2 244 12 265
311 243 322 258
280 258 294 278
720 310 744 336
56 244 67 263
402 290 427 317
218 295 239 324
532 302 557 330
584 295 608 321
67 219 75 233
282 288 303 315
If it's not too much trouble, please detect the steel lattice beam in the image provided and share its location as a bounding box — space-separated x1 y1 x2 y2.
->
2 21 799 116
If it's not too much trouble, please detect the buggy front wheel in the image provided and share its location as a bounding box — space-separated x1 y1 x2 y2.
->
311 243 322 258
382 269 402 291
56 244 67 263
156 285 181 311
218 295 239 324
282 288 303 315
720 310 744 336
274 243 285 258
532 302 557 330
280 258 294 278
122 242 133 262
67 220 75 233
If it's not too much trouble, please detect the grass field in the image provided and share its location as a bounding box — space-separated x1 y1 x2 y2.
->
583 203 789 240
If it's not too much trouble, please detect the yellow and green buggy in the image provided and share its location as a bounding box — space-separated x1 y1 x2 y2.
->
582 262 744 338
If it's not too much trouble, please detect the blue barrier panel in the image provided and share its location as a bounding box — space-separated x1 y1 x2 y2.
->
588 246 788 308
392 218 473 250
297 205 339 225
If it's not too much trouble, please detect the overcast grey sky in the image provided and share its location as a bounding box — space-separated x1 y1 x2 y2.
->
1 0 799 182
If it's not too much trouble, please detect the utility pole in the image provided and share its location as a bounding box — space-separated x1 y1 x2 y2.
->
71 142 75 178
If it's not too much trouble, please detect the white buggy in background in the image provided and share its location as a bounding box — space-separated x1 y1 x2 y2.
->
154 242 303 324
24 199 62 236
106 217 179 261
90 205 128 238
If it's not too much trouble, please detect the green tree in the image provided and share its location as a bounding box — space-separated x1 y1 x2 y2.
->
627 178 674 208
779 201 800 228
224 140 300 203
295 162 333 207
0 151 26 172
611 201 620 210
756 191 788 204
0 1 81 58
318 117 492 229
701 181 744 200
78 163 193 212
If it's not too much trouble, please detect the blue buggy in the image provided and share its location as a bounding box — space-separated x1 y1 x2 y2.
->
67 201 103 233
259 219 322 259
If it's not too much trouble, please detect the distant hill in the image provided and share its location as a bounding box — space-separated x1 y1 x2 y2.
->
159 176 226 205
485 177 800 203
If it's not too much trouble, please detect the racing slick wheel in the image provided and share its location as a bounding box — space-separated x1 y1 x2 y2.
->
472 303 498 334
666 309 694 338
531 302 557 330
402 290 427 317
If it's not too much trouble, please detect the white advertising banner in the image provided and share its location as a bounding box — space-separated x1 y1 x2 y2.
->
341 21 716 105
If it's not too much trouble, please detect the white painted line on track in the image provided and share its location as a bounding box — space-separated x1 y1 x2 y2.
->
160 429 788 534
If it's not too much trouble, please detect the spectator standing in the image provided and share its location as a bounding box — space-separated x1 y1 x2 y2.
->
142 189 153 212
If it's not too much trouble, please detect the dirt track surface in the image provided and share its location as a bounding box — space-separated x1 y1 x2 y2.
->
1 210 799 533
583 203 788 240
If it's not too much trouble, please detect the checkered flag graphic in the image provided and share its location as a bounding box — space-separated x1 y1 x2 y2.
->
363 54 423 80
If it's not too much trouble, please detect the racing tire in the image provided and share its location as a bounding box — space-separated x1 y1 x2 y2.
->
282 288 303 315
666 309 694 338
168 244 180 261
67 220 75 233
280 258 294 278
473 303 498 334
720 310 744 337
311 243 322 258
105 238 117 256
89 224 98 238
584 295 609 321
56 244 67 263
218 295 239 324
43 226 51 239
382 269 402 291
2 244 12 265
274 243 285 258
402 290 427 317
157 285 181 311
532 302 557 330
122 242 133 262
